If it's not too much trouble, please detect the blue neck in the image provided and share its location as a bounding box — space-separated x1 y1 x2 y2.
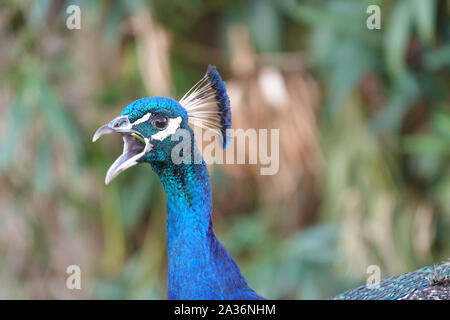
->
151 160 261 300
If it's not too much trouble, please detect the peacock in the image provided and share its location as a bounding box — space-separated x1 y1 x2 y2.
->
93 65 450 300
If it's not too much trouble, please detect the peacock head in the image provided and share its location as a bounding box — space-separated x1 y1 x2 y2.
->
93 65 231 184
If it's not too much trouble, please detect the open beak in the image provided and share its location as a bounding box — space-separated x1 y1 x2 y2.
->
92 115 152 184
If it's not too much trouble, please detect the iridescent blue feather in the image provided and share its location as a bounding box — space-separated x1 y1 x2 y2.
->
98 65 449 301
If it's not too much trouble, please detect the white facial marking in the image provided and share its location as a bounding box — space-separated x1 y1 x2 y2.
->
132 112 152 125
151 116 182 141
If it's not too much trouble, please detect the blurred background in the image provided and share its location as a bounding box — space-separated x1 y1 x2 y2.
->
0 0 449 299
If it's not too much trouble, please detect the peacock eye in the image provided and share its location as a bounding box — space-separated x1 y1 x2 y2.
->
152 115 169 130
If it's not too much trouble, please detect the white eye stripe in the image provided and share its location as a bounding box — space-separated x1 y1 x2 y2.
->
132 112 152 125
151 116 182 141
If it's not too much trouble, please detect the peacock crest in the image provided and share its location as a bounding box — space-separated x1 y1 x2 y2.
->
179 65 232 149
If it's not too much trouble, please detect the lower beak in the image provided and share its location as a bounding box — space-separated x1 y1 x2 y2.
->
92 116 152 184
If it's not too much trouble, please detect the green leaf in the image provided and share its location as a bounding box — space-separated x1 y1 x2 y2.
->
324 41 373 119
248 0 281 52
424 44 450 70
37 76 84 169
410 0 435 44
0 95 29 170
372 72 419 133
403 135 449 155
433 112 450 139
119 167 156 230
384 1 411 79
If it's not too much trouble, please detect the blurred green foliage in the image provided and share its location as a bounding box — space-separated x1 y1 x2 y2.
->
0 0 448 299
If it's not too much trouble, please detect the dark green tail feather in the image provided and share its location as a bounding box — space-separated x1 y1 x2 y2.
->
332 263 450 300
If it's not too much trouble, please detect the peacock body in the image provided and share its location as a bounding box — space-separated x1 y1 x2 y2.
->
94 66 263 299
93 65 449 300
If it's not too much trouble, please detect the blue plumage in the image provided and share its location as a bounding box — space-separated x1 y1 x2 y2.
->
204 65 231 148
152 160 263 299
121 96 188 123
93 66 263 299
93 65 449 300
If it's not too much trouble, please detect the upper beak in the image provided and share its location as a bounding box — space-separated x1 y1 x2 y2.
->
92 115 132 142
92 115 151 184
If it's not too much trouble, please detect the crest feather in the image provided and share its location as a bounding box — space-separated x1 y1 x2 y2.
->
179 65 231 148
